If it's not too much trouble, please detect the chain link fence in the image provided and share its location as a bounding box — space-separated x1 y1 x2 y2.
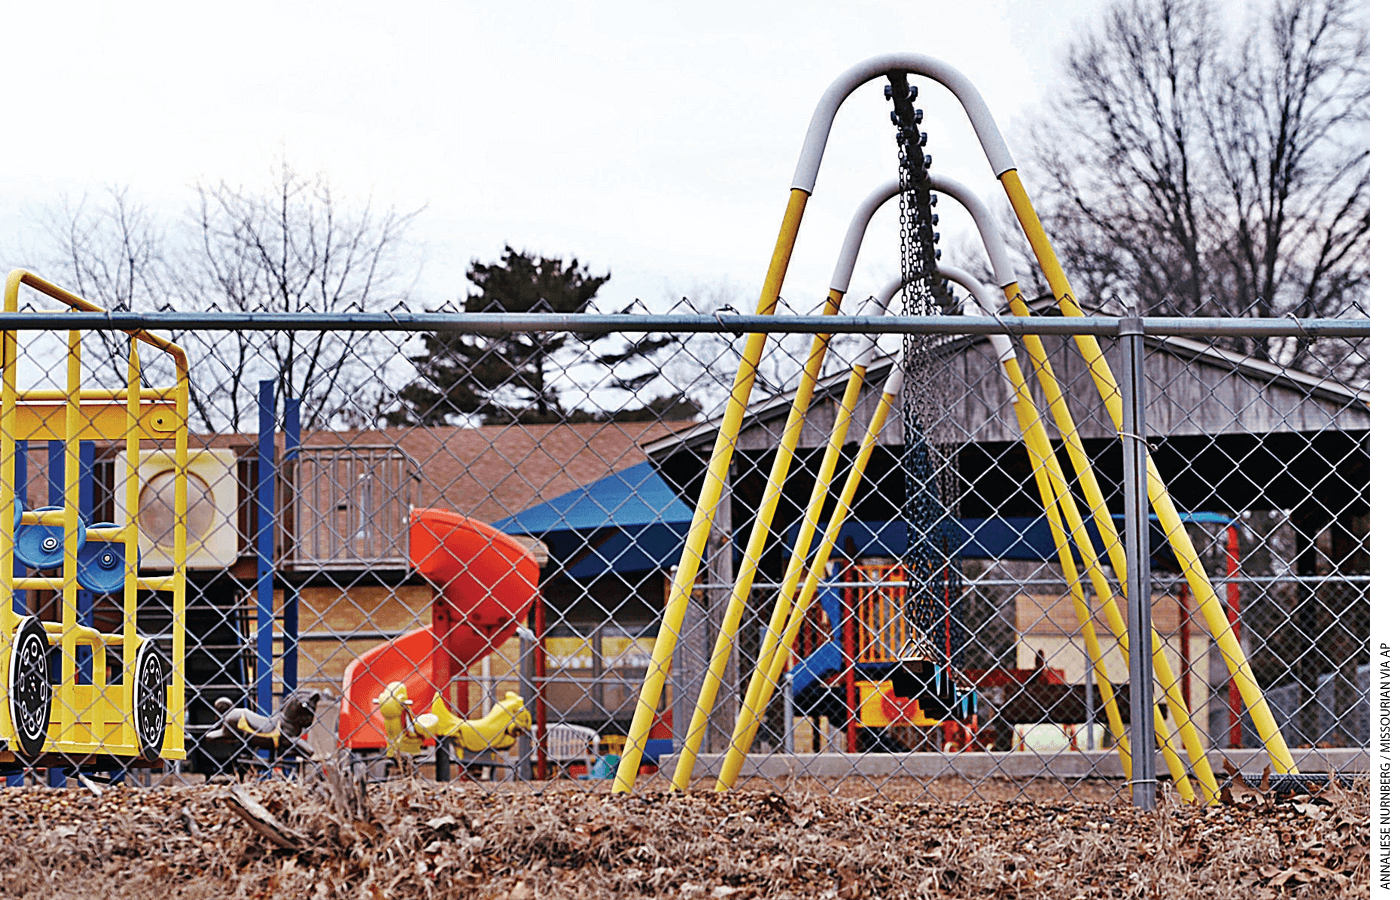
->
0 279 1368 802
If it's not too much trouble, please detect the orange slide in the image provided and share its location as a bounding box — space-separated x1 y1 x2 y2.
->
338 509 540 749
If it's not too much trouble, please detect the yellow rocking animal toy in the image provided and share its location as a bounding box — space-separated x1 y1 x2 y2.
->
374 681 532 760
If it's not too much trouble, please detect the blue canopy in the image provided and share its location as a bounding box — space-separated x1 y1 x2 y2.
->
783 513 1234 570
781 517 1087 563
493 463 695 577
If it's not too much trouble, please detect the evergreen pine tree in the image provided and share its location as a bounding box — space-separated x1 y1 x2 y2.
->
390 246 694 425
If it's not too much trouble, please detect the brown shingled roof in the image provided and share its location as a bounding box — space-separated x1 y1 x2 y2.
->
296 421 686 523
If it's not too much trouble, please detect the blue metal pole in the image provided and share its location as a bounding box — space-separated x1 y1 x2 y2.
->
256 380 276 716
282 397 300 693
46 440 63 506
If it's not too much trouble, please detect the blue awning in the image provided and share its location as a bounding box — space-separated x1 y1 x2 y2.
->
493 463 695 577
781 517 1087 563
783 514 1232 570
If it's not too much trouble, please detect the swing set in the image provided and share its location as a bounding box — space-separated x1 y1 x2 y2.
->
611 54 1298 805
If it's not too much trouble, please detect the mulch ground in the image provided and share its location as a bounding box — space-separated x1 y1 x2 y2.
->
0 771 1368 899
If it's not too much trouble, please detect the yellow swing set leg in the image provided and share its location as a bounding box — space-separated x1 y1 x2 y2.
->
999 346 1197 798
674 180 904 790
1003 285 1214 802
999 170 1298 777
725 351 1162 792
1001 353 1136 783
612 188 810 794
721 373 899 789
670 285 847 791
716 363 869 790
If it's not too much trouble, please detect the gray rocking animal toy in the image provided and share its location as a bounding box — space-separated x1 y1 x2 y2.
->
204 688 322 759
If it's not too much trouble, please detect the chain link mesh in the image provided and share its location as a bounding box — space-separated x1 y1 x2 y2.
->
0 280 1369 803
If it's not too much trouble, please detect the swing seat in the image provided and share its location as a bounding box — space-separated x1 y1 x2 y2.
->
888 658 976 720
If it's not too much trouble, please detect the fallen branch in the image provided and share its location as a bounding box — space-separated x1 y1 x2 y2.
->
225 783 307 850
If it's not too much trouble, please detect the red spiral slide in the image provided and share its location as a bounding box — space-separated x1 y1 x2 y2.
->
338 509 540 749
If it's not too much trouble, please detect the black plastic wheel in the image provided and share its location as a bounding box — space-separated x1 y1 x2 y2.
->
8 616 52 758
133 639 169 760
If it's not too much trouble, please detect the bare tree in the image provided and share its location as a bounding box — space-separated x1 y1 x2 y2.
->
184 161 420 431
39 163 420 432
1026 0 1368 373
42 187 170 387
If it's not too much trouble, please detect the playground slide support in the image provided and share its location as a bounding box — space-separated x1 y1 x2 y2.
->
613 187 809 793
997 169 1297 776
671 181 901 791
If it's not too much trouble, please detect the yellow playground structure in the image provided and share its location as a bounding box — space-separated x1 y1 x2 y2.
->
613 54 1298 804
0 270 186 768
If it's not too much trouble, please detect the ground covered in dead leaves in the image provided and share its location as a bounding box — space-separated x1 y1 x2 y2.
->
0 773 1368 899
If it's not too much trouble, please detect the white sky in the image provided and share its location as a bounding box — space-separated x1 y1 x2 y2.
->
0 0 1102 314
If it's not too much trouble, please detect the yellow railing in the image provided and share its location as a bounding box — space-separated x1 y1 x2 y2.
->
0 270 187 764
854 564 907 665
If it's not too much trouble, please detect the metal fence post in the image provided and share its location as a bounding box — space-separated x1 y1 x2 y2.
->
1119 314 1156 810
782 673 795 754
516 625 537 781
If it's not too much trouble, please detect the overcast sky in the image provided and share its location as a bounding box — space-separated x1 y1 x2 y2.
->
0 1 1110 316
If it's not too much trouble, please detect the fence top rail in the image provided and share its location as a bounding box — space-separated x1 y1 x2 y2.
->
0 311 1370 338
